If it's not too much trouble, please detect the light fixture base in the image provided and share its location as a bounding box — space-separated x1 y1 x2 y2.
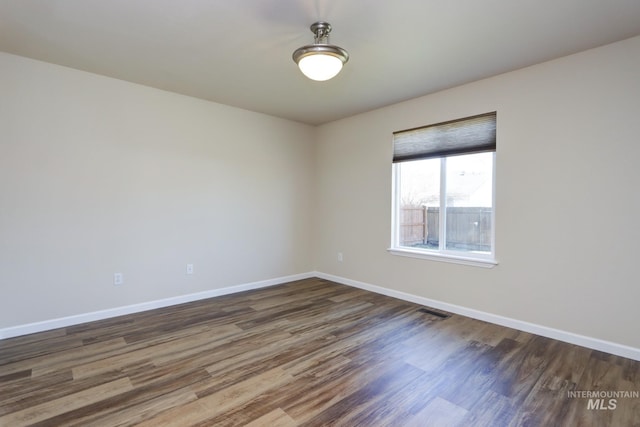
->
310 21 332 43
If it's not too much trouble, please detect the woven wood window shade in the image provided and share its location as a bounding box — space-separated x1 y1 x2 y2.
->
393 112 496 163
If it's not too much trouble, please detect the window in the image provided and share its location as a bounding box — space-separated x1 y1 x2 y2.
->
390 112 497 267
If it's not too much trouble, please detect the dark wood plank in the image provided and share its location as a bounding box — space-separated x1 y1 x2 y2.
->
0 278 638 426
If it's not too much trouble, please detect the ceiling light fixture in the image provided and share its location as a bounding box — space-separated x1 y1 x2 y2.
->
292 21 349 81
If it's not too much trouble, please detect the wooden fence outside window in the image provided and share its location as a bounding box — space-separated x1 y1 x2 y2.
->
400 206 491 251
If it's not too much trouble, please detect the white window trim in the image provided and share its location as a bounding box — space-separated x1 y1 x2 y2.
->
389 153 498 268
387 247 497 268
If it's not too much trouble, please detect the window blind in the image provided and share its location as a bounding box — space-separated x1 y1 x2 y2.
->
393 112 496 163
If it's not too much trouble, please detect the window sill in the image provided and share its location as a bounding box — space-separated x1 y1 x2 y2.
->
387 247 498 268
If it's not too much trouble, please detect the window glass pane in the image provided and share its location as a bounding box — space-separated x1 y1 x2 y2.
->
398 158 440 249
444 152 493 253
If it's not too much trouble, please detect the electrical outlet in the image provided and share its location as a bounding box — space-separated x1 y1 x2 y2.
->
186 264 194 275
337 252 343 262
114 273 123 286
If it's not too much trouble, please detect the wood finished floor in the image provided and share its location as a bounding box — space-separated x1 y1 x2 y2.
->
1 278 639 427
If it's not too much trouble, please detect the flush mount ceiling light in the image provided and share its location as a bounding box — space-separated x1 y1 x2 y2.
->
292 21 349 81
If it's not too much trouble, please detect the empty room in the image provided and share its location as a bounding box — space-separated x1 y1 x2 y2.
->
1 1 640 426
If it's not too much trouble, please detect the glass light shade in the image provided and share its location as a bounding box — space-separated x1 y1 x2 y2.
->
298 54 344 81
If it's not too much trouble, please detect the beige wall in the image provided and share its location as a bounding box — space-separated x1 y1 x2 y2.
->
314 36 640 349
2 36 640 351
0 52 315 328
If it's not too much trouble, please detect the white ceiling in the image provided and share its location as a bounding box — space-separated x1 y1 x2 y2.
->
1 1 640 125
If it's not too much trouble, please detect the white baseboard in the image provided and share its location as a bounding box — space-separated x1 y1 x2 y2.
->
4 271 639 362
0 272 314 340
314 272 640 362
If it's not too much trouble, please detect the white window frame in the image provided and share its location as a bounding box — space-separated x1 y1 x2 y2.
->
389 152 497 268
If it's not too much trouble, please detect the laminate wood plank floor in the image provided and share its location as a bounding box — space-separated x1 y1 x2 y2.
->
1 278 639 426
